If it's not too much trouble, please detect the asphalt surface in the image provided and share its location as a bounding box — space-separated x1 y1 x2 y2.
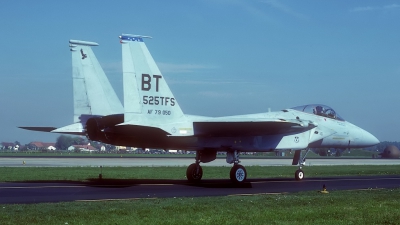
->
1 176 400 204
1 158 400 204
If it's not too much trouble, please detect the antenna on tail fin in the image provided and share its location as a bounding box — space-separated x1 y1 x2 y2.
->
119 34 152 42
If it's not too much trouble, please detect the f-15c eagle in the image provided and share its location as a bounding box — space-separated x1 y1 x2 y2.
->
21 34 379 183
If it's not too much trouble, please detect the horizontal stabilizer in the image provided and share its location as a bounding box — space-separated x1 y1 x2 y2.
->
51 123 84 134
19 127 57 132
19 125 85 136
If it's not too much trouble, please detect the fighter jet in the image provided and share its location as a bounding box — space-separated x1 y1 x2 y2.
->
20 40 124 136
83 34 379 183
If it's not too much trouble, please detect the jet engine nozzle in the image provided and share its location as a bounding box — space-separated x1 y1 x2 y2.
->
85 117 104 141
85 114 124 143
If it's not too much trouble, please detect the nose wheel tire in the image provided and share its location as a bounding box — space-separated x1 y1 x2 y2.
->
230 164 247 183
186 163 203 182
295 169 304 181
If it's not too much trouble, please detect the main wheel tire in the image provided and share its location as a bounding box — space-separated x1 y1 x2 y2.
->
295 169 304 181
186 163 203 182
230 164 247 183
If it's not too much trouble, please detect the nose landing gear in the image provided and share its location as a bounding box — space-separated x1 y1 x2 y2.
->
295 169 304 181
292 148 311 181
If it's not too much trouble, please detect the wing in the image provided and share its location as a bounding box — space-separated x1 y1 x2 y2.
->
193 118 315 137
19 127 57 132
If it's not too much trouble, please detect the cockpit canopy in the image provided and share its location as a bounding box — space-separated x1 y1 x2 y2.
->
290 104 345 121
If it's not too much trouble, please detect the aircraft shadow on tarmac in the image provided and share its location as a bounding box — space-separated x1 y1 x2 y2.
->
14 176 390 189
98 177 346 188
86 178 254 188
13 178 260 188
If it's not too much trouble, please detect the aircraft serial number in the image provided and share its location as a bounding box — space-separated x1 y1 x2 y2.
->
147 109 171 115
143 96 176 106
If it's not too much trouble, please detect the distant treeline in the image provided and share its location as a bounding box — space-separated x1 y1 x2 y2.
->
366 141 400 152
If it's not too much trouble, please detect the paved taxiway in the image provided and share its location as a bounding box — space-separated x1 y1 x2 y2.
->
1 157 400 167
1 176 400 204
1 157 399 204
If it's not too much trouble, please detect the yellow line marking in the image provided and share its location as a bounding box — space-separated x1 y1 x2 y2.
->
251 176 400 184
252 180 295 184
0 185 85 189
228 192 289 197
345 188 386 191
76 198 158 202
309 177 400 182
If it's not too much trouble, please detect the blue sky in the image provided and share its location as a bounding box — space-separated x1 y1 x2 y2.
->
0 0 399 144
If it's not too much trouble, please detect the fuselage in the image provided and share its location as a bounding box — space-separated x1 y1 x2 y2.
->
89 104 379 152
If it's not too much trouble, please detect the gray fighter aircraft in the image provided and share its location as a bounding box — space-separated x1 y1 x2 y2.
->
22 35 379 183
20 40 124 136
85 34 379 183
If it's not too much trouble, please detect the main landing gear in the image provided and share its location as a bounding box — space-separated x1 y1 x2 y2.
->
292 148 311 181
186 150 247 183
186 151 203 182
227 150 247 183
230 164 247 183
186 149 310 183
186 163 203 182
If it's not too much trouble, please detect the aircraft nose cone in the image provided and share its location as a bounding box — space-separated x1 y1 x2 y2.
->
362 130 379 147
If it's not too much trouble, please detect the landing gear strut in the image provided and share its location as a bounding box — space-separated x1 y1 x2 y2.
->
227 150 247 183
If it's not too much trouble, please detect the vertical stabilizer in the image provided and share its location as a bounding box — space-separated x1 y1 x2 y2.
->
69 40 123 123
120 34 186 128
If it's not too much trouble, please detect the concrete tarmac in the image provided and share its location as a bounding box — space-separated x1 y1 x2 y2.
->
1 157 399 167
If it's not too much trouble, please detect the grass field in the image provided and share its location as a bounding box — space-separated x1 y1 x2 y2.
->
1 165 399 182
1 188 400 225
